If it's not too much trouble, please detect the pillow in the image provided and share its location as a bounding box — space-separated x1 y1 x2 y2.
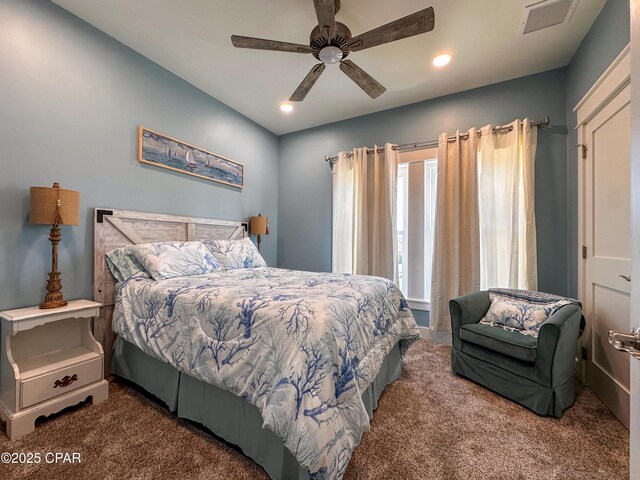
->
479 289 577 337
106 246 150 282
203 237 267 269
129 241 222 280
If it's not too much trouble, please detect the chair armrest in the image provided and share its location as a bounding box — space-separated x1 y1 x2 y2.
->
540 303 580 329
535 304 582 387
449 291 491 350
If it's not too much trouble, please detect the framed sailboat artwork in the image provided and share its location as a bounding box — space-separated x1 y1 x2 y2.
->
138 127 244 189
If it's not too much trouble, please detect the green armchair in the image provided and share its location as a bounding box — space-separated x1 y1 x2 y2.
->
449 290 583 417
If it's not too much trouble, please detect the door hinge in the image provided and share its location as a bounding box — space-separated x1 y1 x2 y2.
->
582 245 587 259
576 144 587 159
581 347 587 360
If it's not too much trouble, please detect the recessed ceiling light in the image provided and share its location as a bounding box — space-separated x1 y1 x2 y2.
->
280 103 294 113
432 53 452 67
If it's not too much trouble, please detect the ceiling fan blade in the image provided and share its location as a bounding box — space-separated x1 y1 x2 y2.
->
348 7 435 52
290 63 326 102
313 0 337 39
231 35 313 54
339 60 386 99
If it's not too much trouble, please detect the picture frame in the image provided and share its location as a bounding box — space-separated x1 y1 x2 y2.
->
138 126 244 189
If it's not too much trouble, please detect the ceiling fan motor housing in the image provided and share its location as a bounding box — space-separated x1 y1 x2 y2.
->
310 22 351 63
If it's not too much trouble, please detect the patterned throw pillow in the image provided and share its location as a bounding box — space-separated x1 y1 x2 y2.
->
106 246 150 282
203 237 267 269
479 289 578 338
128 241 222 280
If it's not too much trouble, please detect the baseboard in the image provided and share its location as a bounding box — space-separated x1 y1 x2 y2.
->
417 326 452 345
417 326 430 337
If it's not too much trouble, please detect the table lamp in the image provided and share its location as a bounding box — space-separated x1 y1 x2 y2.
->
30 183 80 309
249 214 269 252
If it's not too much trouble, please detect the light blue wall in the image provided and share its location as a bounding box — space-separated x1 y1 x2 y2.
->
410 309 429 329
0 0 279 310
1 0 628 324
565 0 630 297
278 68 570 317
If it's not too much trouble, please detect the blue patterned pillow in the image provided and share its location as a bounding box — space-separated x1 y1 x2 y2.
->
106 246 150 282
203 237 267 269
479 289 577 338
129 241 222 280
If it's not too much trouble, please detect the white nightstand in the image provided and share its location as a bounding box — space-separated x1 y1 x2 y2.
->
0 299 109 440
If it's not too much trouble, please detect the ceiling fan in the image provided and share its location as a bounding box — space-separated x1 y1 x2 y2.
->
231 1 435 101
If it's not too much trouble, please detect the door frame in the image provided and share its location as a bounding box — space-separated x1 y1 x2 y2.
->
574 44 631 383
630 2 640 475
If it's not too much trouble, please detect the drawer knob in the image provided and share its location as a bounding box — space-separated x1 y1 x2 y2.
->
53 374 78 388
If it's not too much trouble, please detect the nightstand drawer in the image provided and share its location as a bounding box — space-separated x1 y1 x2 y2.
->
21 357 102 409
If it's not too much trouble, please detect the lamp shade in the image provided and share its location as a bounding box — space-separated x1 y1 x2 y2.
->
250 214 268 235
30 183 80 226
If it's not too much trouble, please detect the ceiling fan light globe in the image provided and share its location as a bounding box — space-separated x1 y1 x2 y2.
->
319 46 343 64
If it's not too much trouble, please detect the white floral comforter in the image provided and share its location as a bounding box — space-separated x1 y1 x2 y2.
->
113 267 419 479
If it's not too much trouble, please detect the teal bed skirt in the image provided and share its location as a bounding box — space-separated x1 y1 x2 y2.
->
111 336 402 479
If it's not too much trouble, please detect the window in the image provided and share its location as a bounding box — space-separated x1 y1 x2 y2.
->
396 148 438 310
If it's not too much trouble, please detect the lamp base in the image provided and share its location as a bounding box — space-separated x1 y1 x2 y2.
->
39 271 68 310
40 299 68 310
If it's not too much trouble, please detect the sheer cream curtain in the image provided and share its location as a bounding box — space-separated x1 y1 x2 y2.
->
430 130 480 331
478 119 538 290
430 119 538 332
332 151 355 274
332 144 398 282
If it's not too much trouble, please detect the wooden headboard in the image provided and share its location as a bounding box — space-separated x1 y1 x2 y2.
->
93 208 247 373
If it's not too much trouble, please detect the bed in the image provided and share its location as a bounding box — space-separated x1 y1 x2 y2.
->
93 208 419 480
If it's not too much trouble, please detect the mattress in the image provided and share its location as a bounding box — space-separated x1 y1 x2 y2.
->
112 266 419 479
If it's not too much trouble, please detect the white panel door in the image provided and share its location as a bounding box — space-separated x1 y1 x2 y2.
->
583 83 631 428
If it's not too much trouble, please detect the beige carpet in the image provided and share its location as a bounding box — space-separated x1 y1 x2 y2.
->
0 340 629 480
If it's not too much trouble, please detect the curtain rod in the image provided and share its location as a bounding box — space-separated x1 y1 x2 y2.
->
324 116 550 164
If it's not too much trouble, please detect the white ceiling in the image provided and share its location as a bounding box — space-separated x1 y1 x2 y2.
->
52 0 605 135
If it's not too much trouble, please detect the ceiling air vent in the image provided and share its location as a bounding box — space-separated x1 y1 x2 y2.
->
522 0 578 34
